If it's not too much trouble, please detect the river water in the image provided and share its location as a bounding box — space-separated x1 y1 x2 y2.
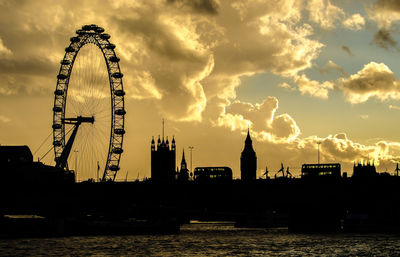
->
1 222 400 256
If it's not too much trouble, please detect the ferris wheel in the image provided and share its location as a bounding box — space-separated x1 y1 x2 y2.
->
52 24 125 182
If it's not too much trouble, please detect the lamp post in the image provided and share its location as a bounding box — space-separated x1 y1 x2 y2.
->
189 146 194 174
74 150 79 181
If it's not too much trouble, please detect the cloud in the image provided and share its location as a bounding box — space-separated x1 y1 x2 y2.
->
318 60 348 76
0 115 10 123
318 133 374 162
206 94 400 174
90 1 214 121
389 104 400 110
343 13 365 31
306 0 344 29
217 96 300 143
370 0 400 28
373 28 398 50
166 0 219 15
341 45 354 56
0 74 52 96
97 0 325 122
278 82 295 91
292 133 400 170
201 0 324 100
252 131 400 176
360 114 369 120
294 73 334 99
276 61 400 105
375 0 400 12
369 0 400 50
339 62 400 104
0 38 12 58
0 0 327 123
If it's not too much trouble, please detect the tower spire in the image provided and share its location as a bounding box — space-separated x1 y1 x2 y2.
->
241 127 257 181
245 127 252 144
180 148 187 171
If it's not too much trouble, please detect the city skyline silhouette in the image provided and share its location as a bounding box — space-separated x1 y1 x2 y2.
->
1 1 400 182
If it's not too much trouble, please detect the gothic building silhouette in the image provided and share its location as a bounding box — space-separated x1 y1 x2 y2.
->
353 161 377 177
177 150 189 181
240 129 257 181
151 122 176 181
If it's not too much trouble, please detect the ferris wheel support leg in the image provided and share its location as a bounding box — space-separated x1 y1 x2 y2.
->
56 116 94 170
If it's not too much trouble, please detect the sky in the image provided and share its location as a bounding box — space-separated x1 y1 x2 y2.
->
2 0 400 180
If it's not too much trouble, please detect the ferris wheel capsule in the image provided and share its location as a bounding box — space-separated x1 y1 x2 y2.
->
82 25 92 31
114 128 125 135
60 60 70 65
95 27 104 33
109 165 120 171
65 46 75 52
52 124 62 129
70 37 80 43
54 89 64 95
76 29 85 35
100 33 110 40
106 44 116 50
114 90 125 96
57 74 67 80
113 148 123 154
112 72 123 79
115 109 126 115
53 106 62 112
109 56 120 62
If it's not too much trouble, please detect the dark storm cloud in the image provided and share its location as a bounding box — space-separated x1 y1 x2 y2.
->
0 73 53 96
339 62 400 104
374 0 400 12
341 45 354 56
113 16 204 63
373 29 398 50
370 0 400 50
166 0 219 15
0 58 56 76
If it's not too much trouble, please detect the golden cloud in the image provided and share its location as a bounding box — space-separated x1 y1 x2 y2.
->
294 73 334 99
216 97 300 143
306 0 344 29
342 13 365 31
339 62 400 104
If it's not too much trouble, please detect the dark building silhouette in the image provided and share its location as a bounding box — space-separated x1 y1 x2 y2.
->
151 130 176 181
0 145 75 184
0 145 33 164
352 161 377 177
177 150 189 181
240 129 257 181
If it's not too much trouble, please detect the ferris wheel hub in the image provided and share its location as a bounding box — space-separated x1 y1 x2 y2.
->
62 116 95 125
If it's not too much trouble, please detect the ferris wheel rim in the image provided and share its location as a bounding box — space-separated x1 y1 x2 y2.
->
52 24 125 182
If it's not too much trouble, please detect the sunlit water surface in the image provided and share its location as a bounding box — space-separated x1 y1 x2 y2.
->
1 222 400 256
